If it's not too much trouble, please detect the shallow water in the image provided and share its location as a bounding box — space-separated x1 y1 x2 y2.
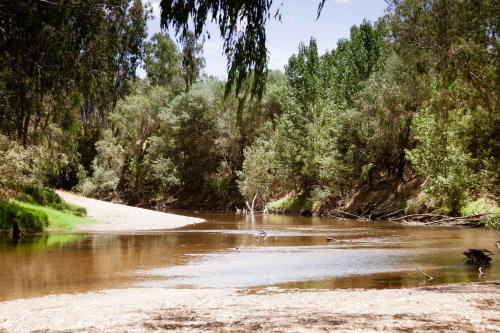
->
0 213 499 301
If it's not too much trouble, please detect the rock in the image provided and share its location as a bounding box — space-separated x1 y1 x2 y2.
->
463 249 492 267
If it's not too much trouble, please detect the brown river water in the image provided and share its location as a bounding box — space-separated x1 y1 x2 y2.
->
0 213 499 301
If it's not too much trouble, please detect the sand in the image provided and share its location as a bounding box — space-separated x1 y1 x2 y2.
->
56 191 204 232
0 282 498 332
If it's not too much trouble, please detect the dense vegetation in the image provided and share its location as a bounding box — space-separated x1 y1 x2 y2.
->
0 0 498 229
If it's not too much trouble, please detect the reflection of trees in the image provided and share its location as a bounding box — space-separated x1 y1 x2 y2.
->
0 232 237 300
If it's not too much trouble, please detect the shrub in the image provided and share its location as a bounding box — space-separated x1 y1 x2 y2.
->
0 202 49 234
76 130 125 199
407 106 474 215
0 135 42 200
24 185 62 206
461 198 500 230
19 185 87 216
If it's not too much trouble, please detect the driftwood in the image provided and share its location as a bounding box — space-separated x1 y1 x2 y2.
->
416 267 434 280
390 213 448 221
426 213 487 225
377 209 404 220
390 213 489 226
245 192 258 216
330 209 371 221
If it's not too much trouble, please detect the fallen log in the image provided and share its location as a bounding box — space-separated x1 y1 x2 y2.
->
426 213 489 225
377 209 404 220
331 209 371 221
390 213 447 221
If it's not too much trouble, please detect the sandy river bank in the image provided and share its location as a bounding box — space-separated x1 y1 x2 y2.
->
0 281 499 332
57 191 204 232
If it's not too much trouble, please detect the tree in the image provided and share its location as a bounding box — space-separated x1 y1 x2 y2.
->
388 0 500 211
144 32 182 89
181 32 206 92
0 0 149 147
159 0 327 98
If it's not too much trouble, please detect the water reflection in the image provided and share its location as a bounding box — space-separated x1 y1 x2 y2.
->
0 213 499 301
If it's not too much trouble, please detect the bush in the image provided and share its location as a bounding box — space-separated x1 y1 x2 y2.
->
19 185 87 216
0 135 42 200
0 202 49 234
461 198 500 230
24 185 62 206
12 201 93 230
267 189 327 214
407 105 474 215
76 130 124 199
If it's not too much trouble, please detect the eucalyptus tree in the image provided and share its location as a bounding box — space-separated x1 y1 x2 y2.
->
181 32 206 92
159 0 327 99
144 32 182 90
0 0 149 146
388 0 500 212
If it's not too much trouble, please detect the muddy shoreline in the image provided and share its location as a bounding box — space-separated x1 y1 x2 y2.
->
0 281 498 332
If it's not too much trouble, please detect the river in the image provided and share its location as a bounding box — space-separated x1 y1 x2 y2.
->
1 213 499 301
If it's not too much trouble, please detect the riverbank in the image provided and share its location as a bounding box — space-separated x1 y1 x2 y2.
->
56 191 205 232
0 281 498 332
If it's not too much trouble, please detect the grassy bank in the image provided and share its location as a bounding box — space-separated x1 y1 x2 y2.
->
13 201 95 231
268 191 326 215
0 186 95 235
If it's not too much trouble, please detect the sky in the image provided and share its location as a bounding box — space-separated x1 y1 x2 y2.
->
141 0 388 79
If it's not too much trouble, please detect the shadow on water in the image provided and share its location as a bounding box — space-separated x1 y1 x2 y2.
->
0 213 499 301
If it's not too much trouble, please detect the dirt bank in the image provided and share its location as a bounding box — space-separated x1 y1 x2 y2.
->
57 191 204 232
0 281 498 332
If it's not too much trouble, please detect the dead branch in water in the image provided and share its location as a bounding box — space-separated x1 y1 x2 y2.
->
426 213 488 225
416 267 434 280
329 209 371 221
377 209 404 220
245 192 258 215
391 213 489 225
390 213 447 221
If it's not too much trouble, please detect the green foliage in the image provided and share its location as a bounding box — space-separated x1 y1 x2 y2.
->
0 202 48 234
2 0 497 225
238 139 278 204
23 185 61 207
160 1 330 99
0 0 149 145
144 32 182 87
21 185 86 217
323 20 388 106
0 135 42 200
11 201 94 231
78 130 125 199
181 31 205 92
462 198 499 215
407 100 475 215
267 189 326 214
404 191 432 215
463 198 500 230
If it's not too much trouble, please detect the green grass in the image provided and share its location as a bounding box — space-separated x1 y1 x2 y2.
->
0 201 48 233
19 185 87 216
11 200 95 231
268 190 326 214
461 198 500 229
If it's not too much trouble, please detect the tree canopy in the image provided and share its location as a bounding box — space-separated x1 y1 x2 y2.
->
159 0 327 98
